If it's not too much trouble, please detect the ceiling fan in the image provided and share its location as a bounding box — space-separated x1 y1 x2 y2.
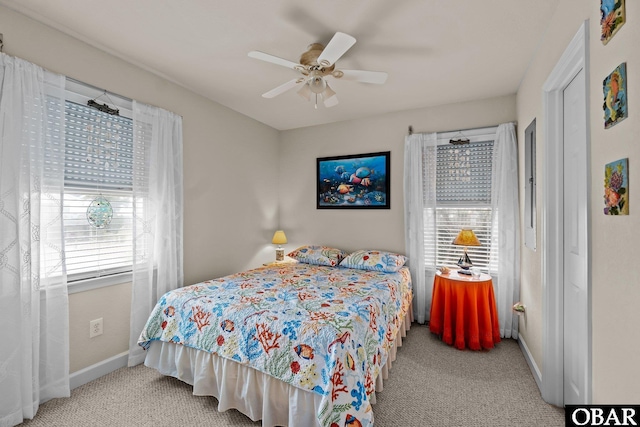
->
248 32 388 109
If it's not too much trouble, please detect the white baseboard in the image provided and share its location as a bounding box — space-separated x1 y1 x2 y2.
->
70 351 129 390
518 336 542 393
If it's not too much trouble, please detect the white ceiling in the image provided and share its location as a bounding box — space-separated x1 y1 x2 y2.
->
1 0 559 130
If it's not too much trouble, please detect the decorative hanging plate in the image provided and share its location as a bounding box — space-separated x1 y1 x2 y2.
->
87 195 113 229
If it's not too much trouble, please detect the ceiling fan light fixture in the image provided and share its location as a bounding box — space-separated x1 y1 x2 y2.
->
297 83 311 101
321 83 336 100
308 71 326 94
324 94 339 108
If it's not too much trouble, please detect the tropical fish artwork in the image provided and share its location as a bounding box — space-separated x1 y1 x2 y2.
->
317 152 390 208
603 63 627 129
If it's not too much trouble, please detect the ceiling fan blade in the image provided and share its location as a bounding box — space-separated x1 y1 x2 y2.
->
317 32 356 67
338 69 388 84
248 51 300 70
262 78 304 98
324 94 339 108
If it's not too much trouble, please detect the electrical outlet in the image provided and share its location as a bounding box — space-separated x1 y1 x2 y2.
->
89 318 103 338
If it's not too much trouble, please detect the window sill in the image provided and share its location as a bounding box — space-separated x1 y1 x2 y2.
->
68 271 133 294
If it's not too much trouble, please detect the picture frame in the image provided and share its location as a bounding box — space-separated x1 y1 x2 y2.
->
317 151 390 209
600 0 626 45
603 62 628 129
604 158 629 215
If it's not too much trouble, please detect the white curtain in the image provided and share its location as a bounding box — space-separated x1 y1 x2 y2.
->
128 101 184 366
489 122 520 338
404 124 520 336
404 132 437 323
0 53 69 425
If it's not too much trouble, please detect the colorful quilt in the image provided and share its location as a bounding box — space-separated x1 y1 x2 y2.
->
138 263 412 427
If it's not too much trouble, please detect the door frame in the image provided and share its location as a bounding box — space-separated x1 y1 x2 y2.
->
541 20 592 406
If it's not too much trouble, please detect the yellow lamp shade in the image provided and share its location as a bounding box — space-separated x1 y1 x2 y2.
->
272 230 287 245
453 228 480 274
452 228 481 246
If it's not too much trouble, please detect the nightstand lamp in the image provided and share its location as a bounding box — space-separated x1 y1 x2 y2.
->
272 230 287 261
452 228 481 275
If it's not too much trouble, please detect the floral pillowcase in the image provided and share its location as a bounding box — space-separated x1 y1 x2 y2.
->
287 245 346 267
339 249 407 273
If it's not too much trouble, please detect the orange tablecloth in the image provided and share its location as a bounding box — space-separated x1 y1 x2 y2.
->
429 270 501 350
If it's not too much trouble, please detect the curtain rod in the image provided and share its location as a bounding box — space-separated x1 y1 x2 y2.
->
66 76 183 118
407 122 517 136
2 43 180 117
66 76 133 103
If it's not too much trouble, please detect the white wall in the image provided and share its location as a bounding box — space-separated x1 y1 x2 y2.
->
68 283 131 373
5 1 638 403
516 0 640 402
0 5 280 373
279 95 516 257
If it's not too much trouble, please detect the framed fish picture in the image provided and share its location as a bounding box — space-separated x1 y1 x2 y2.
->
317 151 390 209
604 158 629 215
603 63 627 129
600 0 626 45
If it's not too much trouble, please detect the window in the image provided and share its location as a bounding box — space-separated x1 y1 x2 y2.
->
433 206 493 269
424 129 497 273
62 81 135 283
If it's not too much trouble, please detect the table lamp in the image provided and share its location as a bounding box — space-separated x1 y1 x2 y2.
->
452 228 481 275
272 230 287 261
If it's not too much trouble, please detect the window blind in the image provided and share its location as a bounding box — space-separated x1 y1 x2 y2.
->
436 141 493 204
424 139 497 272
63 100 134 281
64 101 134 190
63 188 133 280
434 207 494 270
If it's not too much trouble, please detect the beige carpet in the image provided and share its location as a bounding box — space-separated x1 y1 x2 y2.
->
20 324 564 426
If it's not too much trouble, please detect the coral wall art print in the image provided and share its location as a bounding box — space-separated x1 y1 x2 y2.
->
317 151 390 209
604 158 629 215
603 63 628 129
600 0 626 45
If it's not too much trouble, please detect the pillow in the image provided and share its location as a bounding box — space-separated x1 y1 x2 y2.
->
339 249 407 273
286 245 346 267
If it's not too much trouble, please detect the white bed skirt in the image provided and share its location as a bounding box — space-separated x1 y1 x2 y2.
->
144 306 413 427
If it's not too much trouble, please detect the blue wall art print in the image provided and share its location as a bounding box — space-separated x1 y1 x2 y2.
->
317 151 390 209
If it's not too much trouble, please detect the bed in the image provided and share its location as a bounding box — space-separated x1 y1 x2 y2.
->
138 248 413 427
